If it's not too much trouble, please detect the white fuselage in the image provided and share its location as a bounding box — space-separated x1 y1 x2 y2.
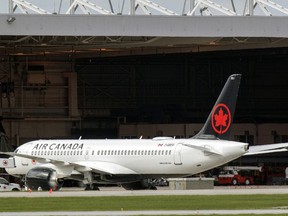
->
6 138 248 179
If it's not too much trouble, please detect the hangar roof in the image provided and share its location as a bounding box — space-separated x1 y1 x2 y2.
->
1 0 288 57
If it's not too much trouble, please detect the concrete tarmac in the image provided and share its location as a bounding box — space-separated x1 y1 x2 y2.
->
1 185 288 197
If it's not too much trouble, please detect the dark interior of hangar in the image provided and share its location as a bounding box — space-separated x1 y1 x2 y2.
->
0 47 288 142
75 48 288 128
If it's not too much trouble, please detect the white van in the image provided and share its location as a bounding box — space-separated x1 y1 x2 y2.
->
0 177 21 191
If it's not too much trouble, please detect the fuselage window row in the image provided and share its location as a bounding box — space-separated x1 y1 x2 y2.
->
31 149 172 157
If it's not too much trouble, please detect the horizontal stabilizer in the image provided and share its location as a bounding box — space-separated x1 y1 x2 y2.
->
245 143 288 156
182 143 222 155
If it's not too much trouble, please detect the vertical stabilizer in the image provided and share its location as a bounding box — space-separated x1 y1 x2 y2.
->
193 74 241 140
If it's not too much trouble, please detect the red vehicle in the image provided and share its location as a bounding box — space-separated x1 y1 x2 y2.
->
216 170 254 185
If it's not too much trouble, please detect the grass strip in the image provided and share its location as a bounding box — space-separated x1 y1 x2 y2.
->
0 194 288 212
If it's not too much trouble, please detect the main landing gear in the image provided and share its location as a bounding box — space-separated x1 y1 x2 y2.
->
85 183 99 191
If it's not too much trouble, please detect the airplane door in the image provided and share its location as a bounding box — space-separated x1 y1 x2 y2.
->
85 147 91 160
174 143 183 165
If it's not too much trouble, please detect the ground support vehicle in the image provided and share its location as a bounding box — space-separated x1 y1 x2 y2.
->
216 170 254 185
0 177 21 191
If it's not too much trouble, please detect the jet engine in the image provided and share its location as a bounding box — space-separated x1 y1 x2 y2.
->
121 179 157 190
25 167 63 191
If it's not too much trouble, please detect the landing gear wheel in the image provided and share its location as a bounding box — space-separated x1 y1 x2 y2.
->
149 185 157 190
85 184 99 191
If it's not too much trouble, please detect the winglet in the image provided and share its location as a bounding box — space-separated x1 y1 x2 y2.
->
193 74 241 140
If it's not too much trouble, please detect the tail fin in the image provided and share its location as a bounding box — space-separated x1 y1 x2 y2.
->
193 74 241 140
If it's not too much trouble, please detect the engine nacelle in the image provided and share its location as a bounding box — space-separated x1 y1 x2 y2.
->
25 167 63 191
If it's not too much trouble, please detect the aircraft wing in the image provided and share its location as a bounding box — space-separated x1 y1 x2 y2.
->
72 161 138 175
245 143 288 156
0 151 70 166
0 151 137 175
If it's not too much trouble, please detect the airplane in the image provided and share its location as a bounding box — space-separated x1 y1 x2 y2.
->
0 73 278 191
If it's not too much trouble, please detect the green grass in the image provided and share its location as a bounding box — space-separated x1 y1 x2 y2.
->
0 194 288 212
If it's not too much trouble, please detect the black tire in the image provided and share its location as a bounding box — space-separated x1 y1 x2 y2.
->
232 179 238 185
245 178 251 185
85 184 99 191
12 188 20 191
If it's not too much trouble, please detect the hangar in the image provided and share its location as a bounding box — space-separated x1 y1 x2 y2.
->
1 1 288 182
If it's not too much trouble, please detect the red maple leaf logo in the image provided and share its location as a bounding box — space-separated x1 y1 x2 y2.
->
211 104 231 135
214 108 228 129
